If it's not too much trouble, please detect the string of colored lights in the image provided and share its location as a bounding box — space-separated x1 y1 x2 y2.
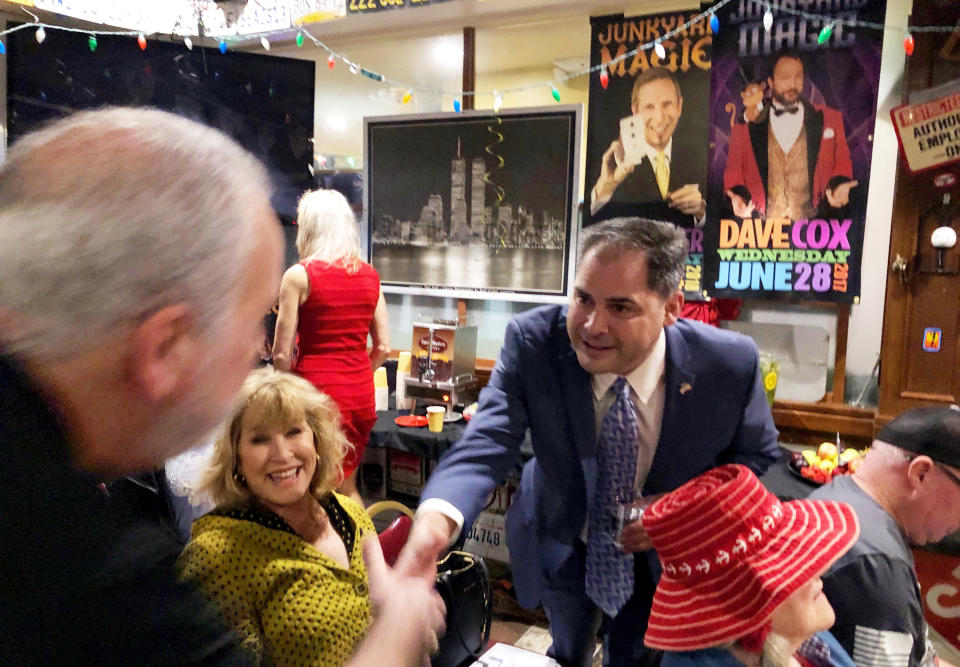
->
1 0 958 103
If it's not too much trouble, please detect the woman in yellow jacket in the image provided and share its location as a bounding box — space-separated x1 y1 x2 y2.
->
178 368 376 666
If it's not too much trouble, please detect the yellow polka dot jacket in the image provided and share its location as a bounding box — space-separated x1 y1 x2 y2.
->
177 493 375 667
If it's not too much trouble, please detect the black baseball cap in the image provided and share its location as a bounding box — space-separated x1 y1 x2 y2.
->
877 405 960 469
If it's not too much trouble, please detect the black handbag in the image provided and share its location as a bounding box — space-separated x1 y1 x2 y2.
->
432 551 493 667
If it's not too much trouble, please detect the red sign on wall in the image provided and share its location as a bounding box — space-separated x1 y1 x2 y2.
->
891 90 960 173
914 549 960 654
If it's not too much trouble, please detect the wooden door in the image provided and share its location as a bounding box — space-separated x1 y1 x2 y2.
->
878 5 960 424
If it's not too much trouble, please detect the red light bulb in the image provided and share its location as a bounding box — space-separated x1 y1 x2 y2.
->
904 34 915 56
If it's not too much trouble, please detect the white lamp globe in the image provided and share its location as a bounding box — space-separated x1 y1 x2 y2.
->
931 226 957 249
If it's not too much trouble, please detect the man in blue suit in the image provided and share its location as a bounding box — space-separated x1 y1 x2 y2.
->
399 218 779 666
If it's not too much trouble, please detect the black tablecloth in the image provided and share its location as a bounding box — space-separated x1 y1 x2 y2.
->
368 409 536 462
368 410 468 460
760 450 820 501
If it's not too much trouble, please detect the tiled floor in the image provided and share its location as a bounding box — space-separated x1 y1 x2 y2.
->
487 607 603 666
489 617 539 647
484 559 606 664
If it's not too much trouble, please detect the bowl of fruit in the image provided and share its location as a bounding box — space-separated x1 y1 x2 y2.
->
787 442 867 485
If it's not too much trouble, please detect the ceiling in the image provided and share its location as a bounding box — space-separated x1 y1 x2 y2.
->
295 0 698 45
0 0 700 74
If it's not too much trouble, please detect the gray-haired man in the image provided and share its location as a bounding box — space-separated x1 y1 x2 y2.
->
0 108 443 665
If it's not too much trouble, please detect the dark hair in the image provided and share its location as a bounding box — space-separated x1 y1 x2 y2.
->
578 218 688 299
770 51 804 77
632 66 682 107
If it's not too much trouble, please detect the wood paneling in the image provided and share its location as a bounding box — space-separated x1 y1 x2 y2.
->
878 4 960 422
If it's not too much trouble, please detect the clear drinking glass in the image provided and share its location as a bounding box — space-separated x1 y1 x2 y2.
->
758 353 780 407
612 493 665 548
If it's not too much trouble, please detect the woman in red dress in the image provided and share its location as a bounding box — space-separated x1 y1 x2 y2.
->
273 189 389 504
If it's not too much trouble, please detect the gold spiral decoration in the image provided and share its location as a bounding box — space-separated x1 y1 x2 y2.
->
483 115 507 248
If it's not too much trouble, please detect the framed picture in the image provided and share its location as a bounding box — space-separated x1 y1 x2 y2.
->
364 105 582 302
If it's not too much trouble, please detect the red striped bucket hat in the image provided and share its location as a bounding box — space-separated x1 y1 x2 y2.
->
641 464 859 651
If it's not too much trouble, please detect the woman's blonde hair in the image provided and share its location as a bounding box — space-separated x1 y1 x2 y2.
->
197 367 352 508
759 633 795 667
295 188 362 272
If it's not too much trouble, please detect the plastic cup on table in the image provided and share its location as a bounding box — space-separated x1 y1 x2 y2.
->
397 351 411 374
426 406 445 433
374 367 388 411
395 351 413 413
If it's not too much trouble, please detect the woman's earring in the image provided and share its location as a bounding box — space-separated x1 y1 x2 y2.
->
233 470 246 486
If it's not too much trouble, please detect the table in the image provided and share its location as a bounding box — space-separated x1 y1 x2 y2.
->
368 409 469 460
759 450 822 500
368 409 534 461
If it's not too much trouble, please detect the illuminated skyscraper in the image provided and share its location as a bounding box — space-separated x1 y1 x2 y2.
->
450 138 467 239
471 158 486 240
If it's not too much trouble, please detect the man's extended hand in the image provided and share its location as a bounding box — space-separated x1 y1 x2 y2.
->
726 188 756 218
350 537 446 667
825 179 859 208
394 510 455 583
617 520 654 553
668 184 707 218
592 140 636 204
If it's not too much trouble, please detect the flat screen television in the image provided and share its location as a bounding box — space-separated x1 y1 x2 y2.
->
6 26 315 219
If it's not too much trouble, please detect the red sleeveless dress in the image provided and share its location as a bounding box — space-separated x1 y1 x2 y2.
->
293 259 380 479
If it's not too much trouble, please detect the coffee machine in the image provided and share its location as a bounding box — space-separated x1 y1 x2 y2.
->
404 319 479 418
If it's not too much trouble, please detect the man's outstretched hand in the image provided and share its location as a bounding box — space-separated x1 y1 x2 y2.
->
669 184 707 218
349 536 447 667
726 188 756 218
592 140 636 205
394 510 456 583
825 179 859 209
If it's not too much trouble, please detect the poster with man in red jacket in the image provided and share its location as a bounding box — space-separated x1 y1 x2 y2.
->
705 1 886 302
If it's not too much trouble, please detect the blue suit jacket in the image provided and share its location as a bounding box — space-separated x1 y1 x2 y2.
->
421 304 779 609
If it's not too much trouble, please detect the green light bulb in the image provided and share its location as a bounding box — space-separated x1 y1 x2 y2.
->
817 23 833 45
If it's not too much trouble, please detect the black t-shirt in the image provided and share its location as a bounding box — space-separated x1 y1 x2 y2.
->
0 353 256 665
809 475 933 667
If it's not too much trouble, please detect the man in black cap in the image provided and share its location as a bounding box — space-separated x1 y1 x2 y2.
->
809 406 960 667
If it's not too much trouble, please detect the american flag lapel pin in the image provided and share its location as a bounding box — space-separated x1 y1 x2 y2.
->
679 382 692 395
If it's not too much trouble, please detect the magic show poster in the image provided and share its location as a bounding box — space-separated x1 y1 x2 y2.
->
585 10 712 299
705 0 885 302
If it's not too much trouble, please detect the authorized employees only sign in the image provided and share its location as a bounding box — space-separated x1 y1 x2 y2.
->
891 90 960 173
348 0 456 13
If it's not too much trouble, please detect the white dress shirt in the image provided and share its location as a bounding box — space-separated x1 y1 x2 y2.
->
418 329 667 545
591 328 666 495
771 101 805 153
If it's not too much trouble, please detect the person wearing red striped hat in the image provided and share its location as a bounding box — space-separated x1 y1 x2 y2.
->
642 464 860 667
